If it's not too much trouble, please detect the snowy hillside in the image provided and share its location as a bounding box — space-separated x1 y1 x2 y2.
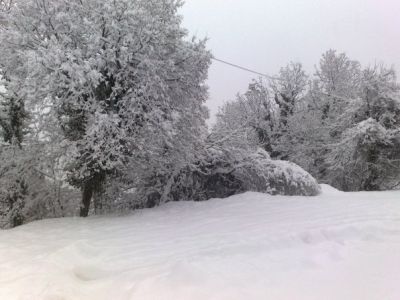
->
0 185 400 300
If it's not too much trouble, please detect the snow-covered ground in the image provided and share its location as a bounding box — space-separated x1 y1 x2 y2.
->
0 185 400 300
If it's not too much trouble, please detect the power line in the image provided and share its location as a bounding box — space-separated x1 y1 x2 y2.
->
212 56 280 80
212 56 355 102
178 43 280 80
188 46 359 102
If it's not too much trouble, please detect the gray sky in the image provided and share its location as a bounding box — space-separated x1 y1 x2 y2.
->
180 0 400 123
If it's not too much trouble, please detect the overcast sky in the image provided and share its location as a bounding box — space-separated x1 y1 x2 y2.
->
180 0 400 123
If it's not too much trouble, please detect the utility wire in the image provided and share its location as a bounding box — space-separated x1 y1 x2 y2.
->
212 55 357 103
179 43 280 80
212 56 280 80
185 46 359 103
184 44 358 102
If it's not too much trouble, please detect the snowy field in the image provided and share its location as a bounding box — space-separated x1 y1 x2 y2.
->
0 185 400 300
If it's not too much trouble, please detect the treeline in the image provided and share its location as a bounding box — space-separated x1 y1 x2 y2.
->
0 0 320 228
1 0 398 229
214 50 400 192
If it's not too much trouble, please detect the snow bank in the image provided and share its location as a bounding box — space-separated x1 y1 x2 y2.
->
1 187 400 300
319 183 343 194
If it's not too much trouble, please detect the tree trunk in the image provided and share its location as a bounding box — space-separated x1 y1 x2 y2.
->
362 147 380 191
80 172 106 217
80 182 93 217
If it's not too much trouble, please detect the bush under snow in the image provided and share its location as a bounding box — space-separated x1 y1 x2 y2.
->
236 150 321 196
146 148 320 207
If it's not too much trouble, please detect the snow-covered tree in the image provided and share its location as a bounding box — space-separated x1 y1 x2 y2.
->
0 76 78 228
211 79 320 197
0 94 27 147
215 51 400 192
327 66 400 190
275 51 361 182
271 62 307 128
328 118 400 191
214 79 275 152
268 62 308 159
0 0 211 216
315 49 361 100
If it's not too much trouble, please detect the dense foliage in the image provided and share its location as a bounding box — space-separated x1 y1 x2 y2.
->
0 0 213 226
215 50 400 192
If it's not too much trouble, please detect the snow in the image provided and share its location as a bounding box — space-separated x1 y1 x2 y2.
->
1 186 400 300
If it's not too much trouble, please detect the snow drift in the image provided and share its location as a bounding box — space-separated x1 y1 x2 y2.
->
0 185 399 300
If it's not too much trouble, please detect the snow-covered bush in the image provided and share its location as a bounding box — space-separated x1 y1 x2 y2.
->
235 149 321 196
137 147 320 207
